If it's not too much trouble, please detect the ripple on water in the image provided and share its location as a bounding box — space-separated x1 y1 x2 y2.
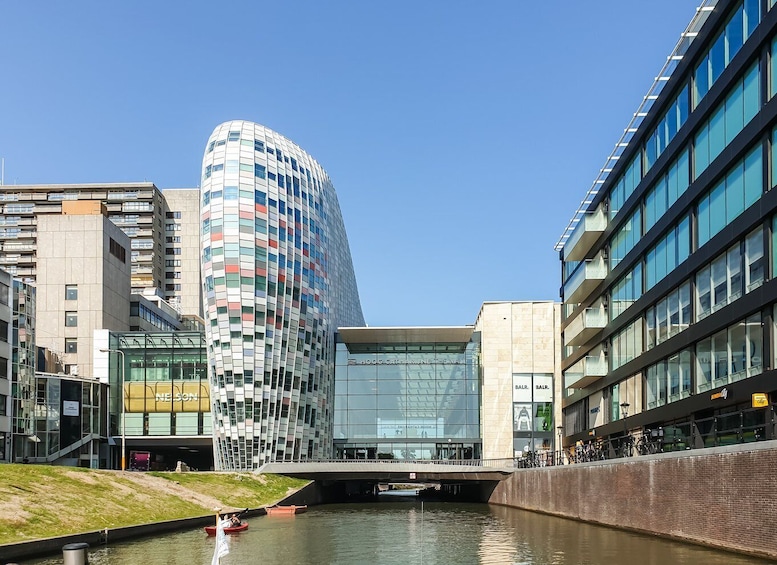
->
21 502 774 565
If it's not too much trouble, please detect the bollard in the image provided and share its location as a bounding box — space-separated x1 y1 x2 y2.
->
62 542 89 565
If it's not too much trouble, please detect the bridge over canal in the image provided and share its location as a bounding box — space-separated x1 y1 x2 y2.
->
259 459 516 501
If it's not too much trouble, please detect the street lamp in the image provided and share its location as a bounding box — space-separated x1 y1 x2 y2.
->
556 426 564 465
619 402 631 458
101 348 126 471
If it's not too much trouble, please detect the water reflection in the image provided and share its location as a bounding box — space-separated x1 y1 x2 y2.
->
23 502 773 565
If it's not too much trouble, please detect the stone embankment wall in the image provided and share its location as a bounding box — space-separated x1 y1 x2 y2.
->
488 441 777 560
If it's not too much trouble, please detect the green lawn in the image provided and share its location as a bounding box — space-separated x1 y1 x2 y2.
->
0 464 308 545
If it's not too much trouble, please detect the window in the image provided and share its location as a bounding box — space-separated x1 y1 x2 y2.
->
647 351 688 409
646 281 692 349
644 85 689 172
165 211 181 219
694 0 760 106
694 62 759 179
65 312 78 327
610 264 642 320
645 216 691 290
0 282 8 306
109 238 126 263
611 318 643 370
609 155 642 220
65 285 77 300
696 313 762 393
0 394 6 416
644 148 690 233
65 338 78 353
610 208 641 269
745 227 764 291
255 164 266 179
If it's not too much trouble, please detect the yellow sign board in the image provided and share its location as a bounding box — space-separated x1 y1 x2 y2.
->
124 381 211 413
752 393 769 408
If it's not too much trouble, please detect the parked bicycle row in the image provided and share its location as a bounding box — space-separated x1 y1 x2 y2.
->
512 427 686 468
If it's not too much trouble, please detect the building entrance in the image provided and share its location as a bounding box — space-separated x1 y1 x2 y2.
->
436 442 472 460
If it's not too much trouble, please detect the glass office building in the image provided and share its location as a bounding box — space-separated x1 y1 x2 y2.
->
558 0 777 449
201 121 365 469
105 332 213 470
334 327 481 460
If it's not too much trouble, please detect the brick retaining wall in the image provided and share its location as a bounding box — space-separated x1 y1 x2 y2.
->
488 441 777 560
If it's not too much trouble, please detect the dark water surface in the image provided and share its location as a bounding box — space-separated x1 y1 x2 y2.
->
23 501 774 565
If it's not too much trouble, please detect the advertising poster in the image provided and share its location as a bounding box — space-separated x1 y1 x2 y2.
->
513 403 532 432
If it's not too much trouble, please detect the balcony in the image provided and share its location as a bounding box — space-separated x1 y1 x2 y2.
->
563 257 607 304
565 307 608 347
563 208 607 262
564 355 608 389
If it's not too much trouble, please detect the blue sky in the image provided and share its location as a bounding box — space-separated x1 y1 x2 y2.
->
0 1 701 326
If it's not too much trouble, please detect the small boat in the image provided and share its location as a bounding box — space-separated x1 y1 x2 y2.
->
204 521 249 536
265 504 307 516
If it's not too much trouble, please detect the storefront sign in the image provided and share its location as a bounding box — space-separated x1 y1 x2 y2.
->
752 393 769 408
348 359 463 365
512 375 532 403
125 381 210 413
710 387 729 400
62 400 79 417
533 375 553 402
155 393 199 402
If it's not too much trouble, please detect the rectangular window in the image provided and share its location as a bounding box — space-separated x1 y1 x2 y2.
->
697 144 762 247
109 238 126 263
65 312 78 327
610 263 643 320
0 393 6 416
0 282 8 306
694 62 759 180
65 338 78 353
694 2 760 107
65 285 78 300
610 208 641 269
645 216 690 291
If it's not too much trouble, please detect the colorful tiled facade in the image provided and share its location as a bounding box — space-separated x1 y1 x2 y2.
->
200 121 365 469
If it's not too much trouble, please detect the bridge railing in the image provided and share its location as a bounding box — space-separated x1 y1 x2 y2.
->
277 458 519 468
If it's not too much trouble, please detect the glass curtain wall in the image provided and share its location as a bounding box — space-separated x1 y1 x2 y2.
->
334 340 481 461
110 332 210 438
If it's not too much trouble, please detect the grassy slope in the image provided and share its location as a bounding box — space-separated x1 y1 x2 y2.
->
0 464 307 545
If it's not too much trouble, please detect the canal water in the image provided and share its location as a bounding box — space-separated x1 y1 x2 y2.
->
24 500 773 565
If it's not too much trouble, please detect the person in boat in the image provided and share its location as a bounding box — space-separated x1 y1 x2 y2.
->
230 513 241 527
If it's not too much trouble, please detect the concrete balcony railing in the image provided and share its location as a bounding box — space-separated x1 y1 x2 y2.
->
565 307 608 347
564 355 608 389
563 209 607 262
563 258 608 304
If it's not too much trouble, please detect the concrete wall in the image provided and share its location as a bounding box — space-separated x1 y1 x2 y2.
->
37 214 131 379
488 441 777 560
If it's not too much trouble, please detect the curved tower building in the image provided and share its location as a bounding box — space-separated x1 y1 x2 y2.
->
200 121 365 469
